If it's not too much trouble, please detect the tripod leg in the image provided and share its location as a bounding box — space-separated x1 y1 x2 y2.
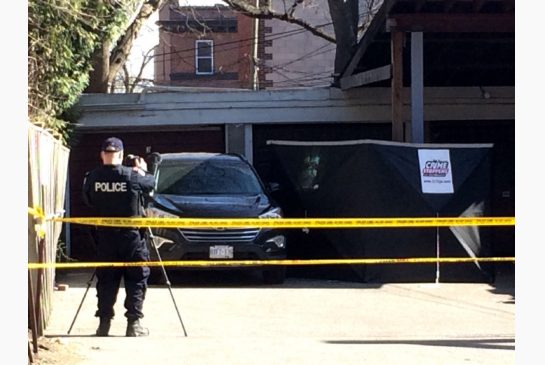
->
147 228 188 337
67 271 96 335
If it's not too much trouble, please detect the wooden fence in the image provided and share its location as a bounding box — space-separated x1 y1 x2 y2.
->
28 123 70 358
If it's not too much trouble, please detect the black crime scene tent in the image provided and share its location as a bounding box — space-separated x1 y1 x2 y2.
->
267 139 495 283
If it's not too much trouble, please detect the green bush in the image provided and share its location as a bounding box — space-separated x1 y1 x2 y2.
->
28 0 138 143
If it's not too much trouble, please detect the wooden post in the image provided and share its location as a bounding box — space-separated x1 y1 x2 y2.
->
391 30 404 142
35 236 45 337
411 32 424 143
28 336 34 363
28 271 38 354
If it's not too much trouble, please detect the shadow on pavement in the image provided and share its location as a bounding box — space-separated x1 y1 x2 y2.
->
487 262 515 304
324 337 515 350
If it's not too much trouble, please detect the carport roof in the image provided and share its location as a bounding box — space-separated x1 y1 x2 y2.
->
339 0 515 89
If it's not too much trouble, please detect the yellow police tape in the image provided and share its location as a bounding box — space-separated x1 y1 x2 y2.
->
28 207 45 219
28 207 46 238
27 208 515 270
28 257 515 270
48 216 514 228
28 206 515 228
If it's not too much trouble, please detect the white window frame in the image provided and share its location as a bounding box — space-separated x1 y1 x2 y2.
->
195 40 214 75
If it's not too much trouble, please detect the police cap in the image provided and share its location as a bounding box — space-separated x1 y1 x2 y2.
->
101 137 124 152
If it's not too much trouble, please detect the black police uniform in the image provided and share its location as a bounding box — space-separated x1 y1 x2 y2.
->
82 164 155 323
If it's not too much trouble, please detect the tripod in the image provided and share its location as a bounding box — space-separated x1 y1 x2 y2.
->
66 227 188 337
146 226 188 336
67 270 95 335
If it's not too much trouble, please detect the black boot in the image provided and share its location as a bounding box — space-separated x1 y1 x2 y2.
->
126 318 149 337
96 318 111 337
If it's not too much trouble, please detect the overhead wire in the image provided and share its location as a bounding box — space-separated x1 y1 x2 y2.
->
267 43 335 70
148 7 378 88
269 72 333 87
153 21 333 62
155 27 311 71
156 22 337 87
151 3 377 61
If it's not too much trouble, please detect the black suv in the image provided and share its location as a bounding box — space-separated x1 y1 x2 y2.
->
144 152 287 284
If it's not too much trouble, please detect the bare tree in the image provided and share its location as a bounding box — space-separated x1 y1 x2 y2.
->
111 44 157 93
86 0 168 93
328 0 359 75
222 0 380 74
87 0 380 93
223 0 336 43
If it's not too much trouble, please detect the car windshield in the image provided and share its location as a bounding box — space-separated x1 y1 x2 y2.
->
155 158 264 195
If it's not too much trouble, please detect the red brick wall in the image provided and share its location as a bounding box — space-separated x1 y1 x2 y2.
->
154 6 254 89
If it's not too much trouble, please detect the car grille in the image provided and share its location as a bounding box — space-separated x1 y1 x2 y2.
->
179 228 260 243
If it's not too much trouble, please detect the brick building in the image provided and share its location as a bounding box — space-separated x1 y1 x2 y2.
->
154 3 256 89
262 0 336 89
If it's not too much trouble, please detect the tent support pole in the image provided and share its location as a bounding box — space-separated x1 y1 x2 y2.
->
435 212 440 284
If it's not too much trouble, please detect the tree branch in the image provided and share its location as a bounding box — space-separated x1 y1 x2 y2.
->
107 0 167 86
222 0 336 43
129 46 157 93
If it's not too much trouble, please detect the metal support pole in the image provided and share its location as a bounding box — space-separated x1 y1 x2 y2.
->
244 124 253 165
435 212 440 284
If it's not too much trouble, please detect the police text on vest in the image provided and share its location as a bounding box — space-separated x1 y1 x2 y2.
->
95 182 127 192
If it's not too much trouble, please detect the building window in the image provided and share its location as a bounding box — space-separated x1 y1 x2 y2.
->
195 40 213 75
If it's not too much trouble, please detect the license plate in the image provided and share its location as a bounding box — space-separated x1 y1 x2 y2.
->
209 245 234 259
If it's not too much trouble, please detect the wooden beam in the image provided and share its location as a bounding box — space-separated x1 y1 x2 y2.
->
388 13 514 32
341 0 397 78
340 65 391 90
391 31 404 142
410 32 424 143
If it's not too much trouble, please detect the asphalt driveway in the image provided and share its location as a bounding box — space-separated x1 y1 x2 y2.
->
40 267 515 365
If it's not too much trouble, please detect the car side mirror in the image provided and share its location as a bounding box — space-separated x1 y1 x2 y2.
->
146 152 162 176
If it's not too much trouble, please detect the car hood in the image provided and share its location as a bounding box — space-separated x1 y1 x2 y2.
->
150 193 273 218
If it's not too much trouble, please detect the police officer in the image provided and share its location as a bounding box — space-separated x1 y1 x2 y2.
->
82 137 155 337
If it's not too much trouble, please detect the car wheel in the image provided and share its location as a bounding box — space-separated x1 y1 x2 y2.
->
263 266 286 284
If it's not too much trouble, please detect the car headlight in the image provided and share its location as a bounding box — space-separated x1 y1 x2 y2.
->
146 206 179 218
259 207 283 219
266 235 286 249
